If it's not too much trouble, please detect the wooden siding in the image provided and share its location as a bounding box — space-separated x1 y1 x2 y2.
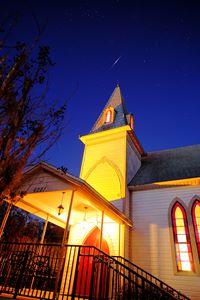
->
126 134 141 184
21 169 73 193
131 185 200 300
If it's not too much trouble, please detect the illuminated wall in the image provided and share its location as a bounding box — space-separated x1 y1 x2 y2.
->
80 126 130 201
68 215 121 256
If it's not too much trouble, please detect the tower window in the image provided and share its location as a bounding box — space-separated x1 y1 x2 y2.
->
105 109 112 123
130 114 134 129
192 200 200 259
104 107 114 124
171 202 194 272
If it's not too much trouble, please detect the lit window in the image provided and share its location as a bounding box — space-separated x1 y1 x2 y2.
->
130 114 134 129
192 200 200 259
105 109 112 123
172 202 194 271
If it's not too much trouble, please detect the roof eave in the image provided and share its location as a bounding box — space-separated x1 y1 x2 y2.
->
128 130 145 156
129 177 200 191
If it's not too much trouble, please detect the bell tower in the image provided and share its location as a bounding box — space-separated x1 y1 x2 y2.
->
80 85 144 202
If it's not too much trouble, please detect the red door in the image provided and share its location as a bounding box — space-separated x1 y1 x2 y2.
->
75 226 110 297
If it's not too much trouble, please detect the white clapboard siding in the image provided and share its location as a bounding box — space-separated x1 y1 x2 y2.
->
131 185 200 300
22 169 74 193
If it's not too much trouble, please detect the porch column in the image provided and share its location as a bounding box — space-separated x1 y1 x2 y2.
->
40 214 49 244
99 211 104 250
0 202 12 238
62 189 75 246
53 190 75 299
119 223 121 256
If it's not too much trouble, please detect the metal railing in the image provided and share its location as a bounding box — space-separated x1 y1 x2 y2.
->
112 256 190 300
0 242 190 300
0 242 63 299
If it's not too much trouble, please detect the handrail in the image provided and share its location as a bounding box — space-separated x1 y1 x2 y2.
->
95 254 178 299
112 255 190 300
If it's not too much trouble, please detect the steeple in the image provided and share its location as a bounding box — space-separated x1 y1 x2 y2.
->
91 85 133 133
79 85 143 202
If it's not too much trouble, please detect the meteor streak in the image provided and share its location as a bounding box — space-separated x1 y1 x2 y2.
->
110 56 121 69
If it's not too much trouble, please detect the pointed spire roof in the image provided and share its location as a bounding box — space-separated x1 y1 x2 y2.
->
91 85 130 133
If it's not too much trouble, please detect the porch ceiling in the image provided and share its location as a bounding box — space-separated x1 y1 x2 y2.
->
16 189 104 228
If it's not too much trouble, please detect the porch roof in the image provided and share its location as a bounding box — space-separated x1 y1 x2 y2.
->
16 161 132 228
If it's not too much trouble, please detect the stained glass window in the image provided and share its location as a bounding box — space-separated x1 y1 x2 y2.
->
192 200 200 259
172 202 194 271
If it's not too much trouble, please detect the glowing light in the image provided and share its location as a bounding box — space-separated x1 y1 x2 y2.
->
57 192 65 215
130 114 134 129
181 262 192 271
179 244 188 252
105 109 112 123
80 207 88 230
172 203 194 272
192 200 200 258
177 234 187 243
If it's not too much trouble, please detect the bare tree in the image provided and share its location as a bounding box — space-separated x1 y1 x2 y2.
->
0 22 66 200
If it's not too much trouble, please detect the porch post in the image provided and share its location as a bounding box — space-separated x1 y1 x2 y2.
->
40 214 49 244
53 190 75 299
62 189 75 246
99 211 104 250
0 202 12 239
119 223 121 256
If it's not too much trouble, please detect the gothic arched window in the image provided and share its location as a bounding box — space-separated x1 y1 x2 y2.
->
172 202 194 271
105 109 112 123
192 200 200 259
130 114 134 129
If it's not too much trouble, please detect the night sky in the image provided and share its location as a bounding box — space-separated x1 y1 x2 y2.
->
2 0 200 175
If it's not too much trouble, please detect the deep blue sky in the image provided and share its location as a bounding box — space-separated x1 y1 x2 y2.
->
2 0 200 175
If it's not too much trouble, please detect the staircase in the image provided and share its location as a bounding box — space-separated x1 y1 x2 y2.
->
112 256 189 300
0 242 190 300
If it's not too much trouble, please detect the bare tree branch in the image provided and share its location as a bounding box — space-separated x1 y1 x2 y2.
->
0 21 66 200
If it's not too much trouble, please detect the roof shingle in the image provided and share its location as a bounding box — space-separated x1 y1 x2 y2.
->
129 144 200 186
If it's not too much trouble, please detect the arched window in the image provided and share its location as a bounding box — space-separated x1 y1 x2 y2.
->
105 109 112 123
192 200 200 259
172 202 194 271
130 114 134 129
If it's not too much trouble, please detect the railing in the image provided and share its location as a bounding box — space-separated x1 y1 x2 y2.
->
0 242 190 300
0 243 63 299
112 256 190 300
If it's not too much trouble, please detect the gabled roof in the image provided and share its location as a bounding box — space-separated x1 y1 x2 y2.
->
91 85 129 133
23 161 132 226
129 144 200 187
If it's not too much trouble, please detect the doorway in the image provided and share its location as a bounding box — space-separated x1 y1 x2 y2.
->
75 226 110 297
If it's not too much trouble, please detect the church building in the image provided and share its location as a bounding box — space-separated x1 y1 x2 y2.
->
79 85 200 299
2 85 200 299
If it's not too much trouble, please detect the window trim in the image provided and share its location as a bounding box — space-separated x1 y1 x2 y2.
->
105 109 112 123
192 199 200 261
171 201 194 272
103 107 115 124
